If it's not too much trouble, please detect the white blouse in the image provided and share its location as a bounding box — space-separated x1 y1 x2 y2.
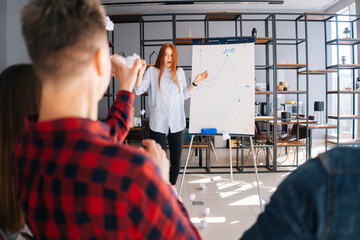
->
134 66 191 134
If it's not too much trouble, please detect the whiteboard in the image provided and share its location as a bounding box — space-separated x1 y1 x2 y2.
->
189 43 255 135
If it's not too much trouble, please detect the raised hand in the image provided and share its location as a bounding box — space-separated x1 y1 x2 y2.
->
194 70 209 85
111 54 146 92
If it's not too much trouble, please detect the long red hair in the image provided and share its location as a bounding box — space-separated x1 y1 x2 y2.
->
154 43 180 93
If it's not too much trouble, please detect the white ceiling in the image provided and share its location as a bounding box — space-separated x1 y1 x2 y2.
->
102 0 343 14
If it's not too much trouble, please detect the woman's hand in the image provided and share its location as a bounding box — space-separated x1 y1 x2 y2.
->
139 60 147 77
194 70 208 85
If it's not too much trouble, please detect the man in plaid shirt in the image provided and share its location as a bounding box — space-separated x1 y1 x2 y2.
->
12 0 200 239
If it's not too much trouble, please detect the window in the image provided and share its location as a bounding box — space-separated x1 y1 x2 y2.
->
330 3 358 138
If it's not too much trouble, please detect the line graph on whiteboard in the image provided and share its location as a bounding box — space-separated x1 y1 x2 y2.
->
189 43 255 135
196 47 252 103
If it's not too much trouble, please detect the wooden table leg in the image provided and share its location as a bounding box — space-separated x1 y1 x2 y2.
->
210 140 219 163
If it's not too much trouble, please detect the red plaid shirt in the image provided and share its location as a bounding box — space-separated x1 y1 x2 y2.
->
12 90 200 240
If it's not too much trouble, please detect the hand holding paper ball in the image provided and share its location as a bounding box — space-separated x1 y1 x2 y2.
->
111 54 145 92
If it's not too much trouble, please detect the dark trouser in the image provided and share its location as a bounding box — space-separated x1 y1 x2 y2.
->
149 128 183 185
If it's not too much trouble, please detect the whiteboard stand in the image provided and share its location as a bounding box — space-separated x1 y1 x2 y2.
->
178 135 194 198
178 135 263 212
250 136 264 212
229 136 233 182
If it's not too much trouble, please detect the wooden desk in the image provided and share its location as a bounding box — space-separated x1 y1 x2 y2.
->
298 124 336 129
255 116 316 125
270 120 317 125
327 139 360 145
270 139 306 146
255 116 274 121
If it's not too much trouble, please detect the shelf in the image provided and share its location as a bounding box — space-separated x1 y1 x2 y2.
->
103 93 115 97
271 139 306 147
276 38 306 45
327 139 360 145
327 64 360 69
327 38 360 45
109 14 141 23
255 91 307 94
207 12 241 21
327 90 360 94
255 37 272 44
255 116 274 121
298 69 337 75
328 115 360 119
299 124 337 129
298 12 335 21
256 116 313 122
270 120 317 125
143 39 173 43
255 65 272 70
176 37 204 45
276 64 306 69
176 37 272 45
255 91 273 94
278 91 307 94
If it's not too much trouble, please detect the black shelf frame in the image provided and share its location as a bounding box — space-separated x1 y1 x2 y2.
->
103 10 359 172
324 13 360 146
103 30 116 114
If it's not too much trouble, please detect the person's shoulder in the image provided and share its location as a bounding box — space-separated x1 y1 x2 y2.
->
147 66 158 72
276 148 360 192
276 156 325 193
176 67 185 78
177 66 184 73
321 146 360 159
317 147 360 173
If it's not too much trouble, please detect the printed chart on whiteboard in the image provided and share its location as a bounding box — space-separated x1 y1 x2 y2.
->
189 43 255 135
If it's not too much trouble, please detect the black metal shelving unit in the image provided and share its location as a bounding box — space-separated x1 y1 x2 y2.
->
104 10 358 172
324 13 360 147
100 30 116 121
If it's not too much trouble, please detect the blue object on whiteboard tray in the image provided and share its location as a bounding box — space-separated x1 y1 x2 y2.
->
201 128 217 134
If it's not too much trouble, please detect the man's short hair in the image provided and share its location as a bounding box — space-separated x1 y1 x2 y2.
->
21 0 107 81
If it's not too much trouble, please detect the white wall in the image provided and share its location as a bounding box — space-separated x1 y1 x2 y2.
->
0 0 7 72
6 0 30 67
326 0 355 12
0 0 30 72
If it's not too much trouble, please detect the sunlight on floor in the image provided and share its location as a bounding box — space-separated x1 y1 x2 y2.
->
174 140 330 239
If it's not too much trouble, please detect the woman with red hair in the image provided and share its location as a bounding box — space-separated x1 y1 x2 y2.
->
135 43 208 185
